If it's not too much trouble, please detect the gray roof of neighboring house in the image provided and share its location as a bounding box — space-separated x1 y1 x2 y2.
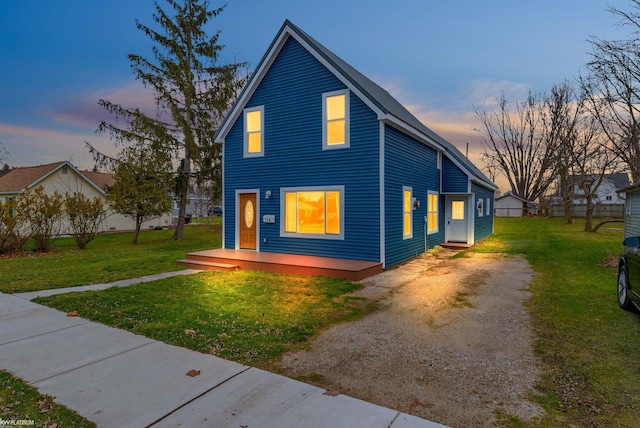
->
217 20 497 191
607 172 631 190
495 192 538 206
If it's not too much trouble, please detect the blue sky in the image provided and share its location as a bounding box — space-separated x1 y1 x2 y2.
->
0 0 626 187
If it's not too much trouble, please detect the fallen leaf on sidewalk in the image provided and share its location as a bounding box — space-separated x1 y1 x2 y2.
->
323 390 340 397
66 310 78 317
186 369 201 377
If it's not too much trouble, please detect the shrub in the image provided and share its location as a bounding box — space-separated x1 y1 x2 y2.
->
0 198 28 254
65 192 106 249
18 186 64 252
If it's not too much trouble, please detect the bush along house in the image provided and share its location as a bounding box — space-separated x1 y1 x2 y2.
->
212 20 497 272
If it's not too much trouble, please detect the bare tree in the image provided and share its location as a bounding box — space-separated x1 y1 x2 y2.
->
567 115 615 231
585 0 640 182
543 81 584 223
475 92 557 202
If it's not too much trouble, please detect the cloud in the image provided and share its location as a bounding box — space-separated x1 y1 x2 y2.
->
46 82 157 130
0 122 115 169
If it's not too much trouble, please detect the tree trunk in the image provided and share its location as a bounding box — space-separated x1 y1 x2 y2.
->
133 215 142 244
172 158 191 241
584 196 594 232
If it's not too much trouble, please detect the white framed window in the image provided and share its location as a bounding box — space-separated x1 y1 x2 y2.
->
486 198 490 216
244 106 264 158
477 198 484 217
322 89 350 150
427 191 438 234
403 186 412 239
280 186 344 240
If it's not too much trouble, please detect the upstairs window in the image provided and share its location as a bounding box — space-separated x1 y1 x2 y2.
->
244 106 264 158
323 90 350 150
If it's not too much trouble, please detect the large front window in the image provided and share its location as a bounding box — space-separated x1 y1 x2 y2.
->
281 187 344 239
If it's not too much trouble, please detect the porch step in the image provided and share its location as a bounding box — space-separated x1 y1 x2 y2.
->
176 259 239 272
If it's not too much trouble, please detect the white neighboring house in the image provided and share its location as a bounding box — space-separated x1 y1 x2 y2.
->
494 192 539 217
0 161 171 233
570 173 630 205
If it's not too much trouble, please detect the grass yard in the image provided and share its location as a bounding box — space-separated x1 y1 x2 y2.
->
8 216 640 426
0 223 220 294
0 370 95 427
34 270 368 367
470 217 640 427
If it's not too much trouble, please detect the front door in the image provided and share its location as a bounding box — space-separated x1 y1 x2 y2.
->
239 193 256 250
447 197 468 243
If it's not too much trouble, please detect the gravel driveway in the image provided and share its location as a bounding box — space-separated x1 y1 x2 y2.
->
277 251 545 427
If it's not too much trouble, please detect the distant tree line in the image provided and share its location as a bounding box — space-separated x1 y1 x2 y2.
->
477 1 640 231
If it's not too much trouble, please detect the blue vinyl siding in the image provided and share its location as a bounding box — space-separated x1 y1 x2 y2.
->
472 183 494 242
384 125 443 267
224 36 380 261
441 157 468 193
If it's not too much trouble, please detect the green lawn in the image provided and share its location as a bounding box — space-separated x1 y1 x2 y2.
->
469 217 640 427
7 216 640 426
0 223 220 294
34 270 367 367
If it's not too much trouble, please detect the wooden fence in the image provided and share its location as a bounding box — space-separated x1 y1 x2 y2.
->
546 204 625 218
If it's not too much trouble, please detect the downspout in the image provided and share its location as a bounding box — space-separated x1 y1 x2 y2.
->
424 215 428 253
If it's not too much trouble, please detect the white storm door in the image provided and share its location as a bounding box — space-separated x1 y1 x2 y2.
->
447 197 468 242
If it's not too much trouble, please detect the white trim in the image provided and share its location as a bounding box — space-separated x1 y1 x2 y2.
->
486 197 490 216
243 106 264 158
477 198 484 217
403 186 412 240
279 185 345 240
379 122 386 268
322 89 350 150
235 189 260 251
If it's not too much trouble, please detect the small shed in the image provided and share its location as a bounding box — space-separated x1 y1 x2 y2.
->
619 182 640 238
494 192 538 217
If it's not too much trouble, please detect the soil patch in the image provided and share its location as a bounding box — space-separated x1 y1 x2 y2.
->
277 251 544 427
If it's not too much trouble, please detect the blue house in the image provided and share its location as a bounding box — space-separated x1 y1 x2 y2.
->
213 20 497 271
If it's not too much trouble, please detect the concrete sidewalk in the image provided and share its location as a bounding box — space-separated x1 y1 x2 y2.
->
1 289 447 427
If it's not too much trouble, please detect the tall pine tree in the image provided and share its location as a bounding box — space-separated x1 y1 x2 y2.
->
93 1 246 239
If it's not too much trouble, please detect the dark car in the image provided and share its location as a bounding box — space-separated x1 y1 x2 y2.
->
618 236 640 311
208 206 223 217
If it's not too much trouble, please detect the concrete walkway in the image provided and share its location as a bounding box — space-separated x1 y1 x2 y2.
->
1 276 447 428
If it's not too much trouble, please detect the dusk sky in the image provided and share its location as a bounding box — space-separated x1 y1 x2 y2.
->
0 1 628 191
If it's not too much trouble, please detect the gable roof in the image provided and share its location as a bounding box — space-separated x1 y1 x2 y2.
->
81 171 114 191
496 192 538 206
0 161 67 193
216 19 497 191
0 161 109 195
